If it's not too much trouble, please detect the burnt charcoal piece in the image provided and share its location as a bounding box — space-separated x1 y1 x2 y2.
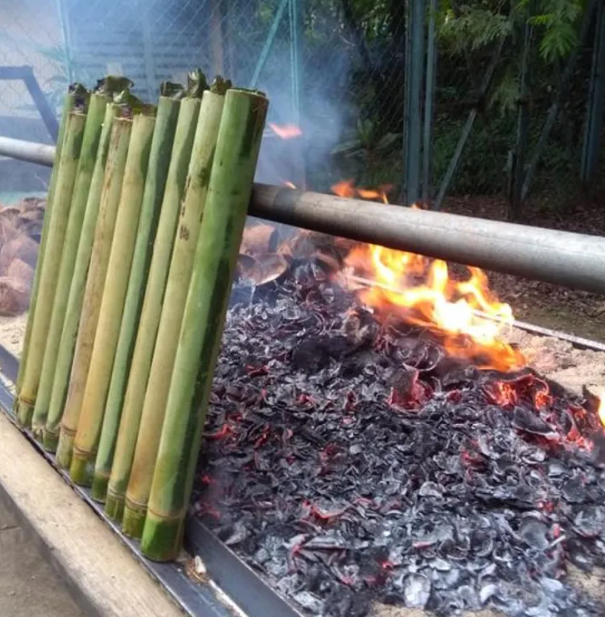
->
193 265 605 617
290 335 355 373
512 406 558 438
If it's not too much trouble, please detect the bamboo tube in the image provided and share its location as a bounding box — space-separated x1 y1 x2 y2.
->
122 84 228 537
70 113 156 486
43 103 119 452
31 93 109 440
104 79 205 521
14 86 87 406
16 111 87 427
55 118 132 469
141 89 268 561
91 91 181 502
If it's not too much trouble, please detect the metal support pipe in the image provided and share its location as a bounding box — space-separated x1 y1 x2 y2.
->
0 136 55 166
251 184 605 295
1 136 604 295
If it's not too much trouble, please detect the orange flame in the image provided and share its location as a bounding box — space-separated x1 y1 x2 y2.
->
269 123 302 139
331 180 390 204
334 184 524 372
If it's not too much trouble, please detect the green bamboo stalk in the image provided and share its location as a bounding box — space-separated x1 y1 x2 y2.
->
104 79 205 521
70 113 156 487
55 118 132 469
122 85 228 536
31 93 109 440
91 92 182 502
16 111 87 427
15 86 87 405
43 103 119 452
141 89 268 561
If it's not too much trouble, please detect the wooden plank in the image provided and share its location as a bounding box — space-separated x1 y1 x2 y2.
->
0 412 183 617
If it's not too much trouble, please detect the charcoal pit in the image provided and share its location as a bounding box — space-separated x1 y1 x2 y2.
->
192 256 605 617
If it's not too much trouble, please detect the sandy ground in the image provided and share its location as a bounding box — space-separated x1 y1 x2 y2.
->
0 499 82 617
0 313 26 358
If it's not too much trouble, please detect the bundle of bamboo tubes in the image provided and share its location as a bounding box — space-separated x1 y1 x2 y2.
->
14 72 268 561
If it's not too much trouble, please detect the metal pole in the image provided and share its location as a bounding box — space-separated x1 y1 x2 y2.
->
289 0 306 187
508 14 533 219
422 0 437 206
2 137 605 295
403 0 425 206
251 184 605 294
581 0 605 184
0 136 55 166
289 0 303 126
250 0 290 88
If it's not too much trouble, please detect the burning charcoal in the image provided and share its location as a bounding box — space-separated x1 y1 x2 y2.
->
401 573 431 608
197 259 605 617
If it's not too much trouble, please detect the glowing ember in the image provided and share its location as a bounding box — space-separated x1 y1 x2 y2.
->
331 179 390 204
269 123 302 139
333 184 524 371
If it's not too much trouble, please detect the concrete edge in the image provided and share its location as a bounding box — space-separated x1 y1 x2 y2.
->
0 411 184 617
0 475 104 617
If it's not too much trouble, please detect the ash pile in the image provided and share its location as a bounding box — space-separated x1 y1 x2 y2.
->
193 228 605 617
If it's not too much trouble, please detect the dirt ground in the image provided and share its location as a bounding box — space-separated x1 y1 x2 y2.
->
0 498 82 617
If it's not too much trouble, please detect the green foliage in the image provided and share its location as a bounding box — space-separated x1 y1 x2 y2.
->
524 0 585 61
439 6 514 53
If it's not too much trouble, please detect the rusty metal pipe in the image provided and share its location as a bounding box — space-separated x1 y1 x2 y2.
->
1 136 604 295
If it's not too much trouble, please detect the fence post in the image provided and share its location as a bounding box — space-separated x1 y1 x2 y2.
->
422 0 437 206
403 0 425 206
250 0 290 88
289 0 306 188
581 0 605 186
508 14 533 219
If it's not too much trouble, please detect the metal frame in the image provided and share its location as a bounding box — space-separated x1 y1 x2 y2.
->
0 66 59 142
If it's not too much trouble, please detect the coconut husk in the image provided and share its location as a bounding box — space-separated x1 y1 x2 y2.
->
17 196 47 212
8 258 34 288
0 276 30 316
236 252 289 287
0 207 23 229
240 223 280 255
0 233 38 273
